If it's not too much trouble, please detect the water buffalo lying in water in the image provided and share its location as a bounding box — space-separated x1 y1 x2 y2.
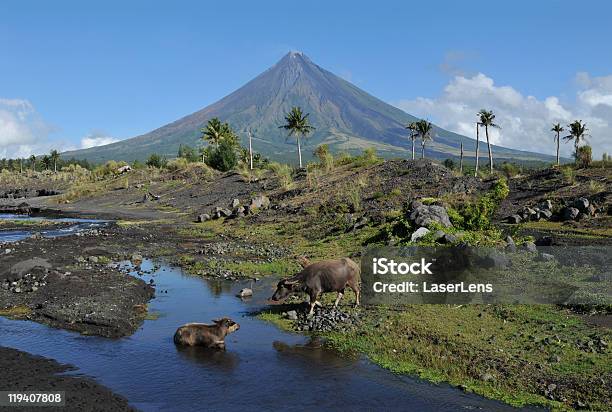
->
271 258 360 315
173 318 240 349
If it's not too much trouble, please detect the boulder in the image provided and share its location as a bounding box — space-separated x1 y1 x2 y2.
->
572 197 590 213
522 241 537 253
441 233 458 244
231 198 241 208
561 207 580 221
432 230 446 241
409 203 452 228
519 207 537 221
538 253 556 262
506 214 522 224
539 209 553 220
197 214 211 223
117 165 132 174
249 195 271 211
232 206 247 218
539 200 553 211
213 207 233 219
285 310 298 321
505 236 517 252
410 227 431 242
237 288 253 298
480 250 511 269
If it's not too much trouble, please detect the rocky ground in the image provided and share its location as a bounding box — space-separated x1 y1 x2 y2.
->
0 347 134 412
0 158 610 410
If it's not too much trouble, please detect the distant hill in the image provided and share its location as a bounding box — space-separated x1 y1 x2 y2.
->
63 52 557 164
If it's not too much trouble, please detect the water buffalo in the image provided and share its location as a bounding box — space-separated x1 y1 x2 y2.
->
271 258 360 315
173 318 240 349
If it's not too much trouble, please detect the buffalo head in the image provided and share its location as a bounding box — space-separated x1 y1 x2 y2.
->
271 278 300 301
214 318 240 334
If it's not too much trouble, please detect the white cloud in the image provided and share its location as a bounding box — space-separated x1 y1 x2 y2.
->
80 133 119 149
0 98 121 158
396 72 612 158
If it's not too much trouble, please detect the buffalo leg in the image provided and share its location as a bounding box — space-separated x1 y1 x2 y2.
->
348 280 360 307
308 292 320 315
334 292 344 308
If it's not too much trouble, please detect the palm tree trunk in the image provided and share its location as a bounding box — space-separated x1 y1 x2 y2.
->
54 161 57 173
485 126 493 173
421 141 425 159
556 132 560 166
412 139 415 160
460 141 464 173
297 135 302 168
475 123 480 177
248 129 253 170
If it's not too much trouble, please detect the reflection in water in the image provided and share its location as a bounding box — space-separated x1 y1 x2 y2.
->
273 338 355 368
175 345 240 372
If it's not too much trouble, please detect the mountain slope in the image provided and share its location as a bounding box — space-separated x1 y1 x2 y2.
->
63 52 556 164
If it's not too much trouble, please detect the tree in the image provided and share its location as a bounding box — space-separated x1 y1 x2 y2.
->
50 150 60 173
474 122 480 177
478 109 500 173
405 122 418 160
564 120 589 164
146 153 165 168
551 123 564 167
247 128 254 170
279 106 315 168
460 140 464 173
41 155 51 171
576 145 592 168
201 118 231 148
207 138 238 172
415 119 434 159
29 155 36 171
443 158 455 170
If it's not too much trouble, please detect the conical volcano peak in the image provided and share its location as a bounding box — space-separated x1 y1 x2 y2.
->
278 50 314 67
62 52 556 164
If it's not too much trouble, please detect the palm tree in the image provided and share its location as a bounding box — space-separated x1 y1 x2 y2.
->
415 119 433 159
551 123 564 166
29 154 36 171
49 150 60 173
460 140 464 173
200 118 229 148
474 122 480 177
41 155 51 171
279 106 315 168
478 109 500 173
563 120 589 163
405 122 418 160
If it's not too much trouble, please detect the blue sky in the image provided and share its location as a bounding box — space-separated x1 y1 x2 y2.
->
1 0 611 158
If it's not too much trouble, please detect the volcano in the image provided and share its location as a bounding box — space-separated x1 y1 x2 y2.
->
63 52 555 164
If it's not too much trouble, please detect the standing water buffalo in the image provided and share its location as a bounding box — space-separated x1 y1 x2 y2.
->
173 318 240 349
271 258 360 315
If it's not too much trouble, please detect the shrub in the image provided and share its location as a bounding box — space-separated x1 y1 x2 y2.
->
205 139 238 172
500 162 520 178
166 157 189 171
576 145 592 168
443 159 455 170
146 154 166 169
455 178 509 230
268 162 293 189
93 160 128 178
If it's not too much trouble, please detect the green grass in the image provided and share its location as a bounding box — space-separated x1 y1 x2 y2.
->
261 303 610 410
0 305 32 318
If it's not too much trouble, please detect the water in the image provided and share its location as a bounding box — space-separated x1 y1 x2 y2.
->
0 214 108 243
0 217 530 411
